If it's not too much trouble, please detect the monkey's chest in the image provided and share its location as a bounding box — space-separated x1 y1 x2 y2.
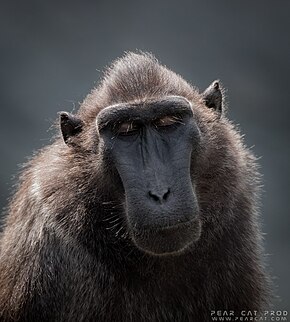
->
82 280 206 322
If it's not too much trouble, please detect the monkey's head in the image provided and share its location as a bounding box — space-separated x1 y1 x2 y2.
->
59 53 237 257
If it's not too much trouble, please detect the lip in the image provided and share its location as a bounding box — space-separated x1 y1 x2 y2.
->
130 217 202 256
133 216 199 232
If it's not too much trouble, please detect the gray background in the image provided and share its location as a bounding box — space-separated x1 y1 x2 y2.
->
0 0 289 311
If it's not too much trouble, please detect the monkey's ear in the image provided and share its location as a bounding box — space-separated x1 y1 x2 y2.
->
59 112 83 144
202 81 223 116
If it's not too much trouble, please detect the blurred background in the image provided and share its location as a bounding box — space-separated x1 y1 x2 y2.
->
0 0 289 311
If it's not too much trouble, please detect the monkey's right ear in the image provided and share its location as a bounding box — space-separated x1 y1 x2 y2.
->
202 81 223 116
59 112 83 144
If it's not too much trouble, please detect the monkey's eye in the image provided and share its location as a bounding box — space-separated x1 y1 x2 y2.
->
116 122 139 136
154 115 184 128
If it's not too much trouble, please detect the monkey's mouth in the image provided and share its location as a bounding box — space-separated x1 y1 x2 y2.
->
130 218 202 256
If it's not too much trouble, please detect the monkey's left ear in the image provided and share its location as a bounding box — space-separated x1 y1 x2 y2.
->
59 112 84 144
202 81 223 116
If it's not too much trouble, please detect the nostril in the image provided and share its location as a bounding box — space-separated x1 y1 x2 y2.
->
148 188 171 203
148 191 160 202
163 188 170 201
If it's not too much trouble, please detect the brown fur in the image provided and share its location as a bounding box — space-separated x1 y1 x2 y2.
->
0 52 271 321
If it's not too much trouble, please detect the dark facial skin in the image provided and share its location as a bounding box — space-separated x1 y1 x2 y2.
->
97 96 202 255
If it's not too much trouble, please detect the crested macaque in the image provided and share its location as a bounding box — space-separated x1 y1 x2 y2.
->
0 52 271 321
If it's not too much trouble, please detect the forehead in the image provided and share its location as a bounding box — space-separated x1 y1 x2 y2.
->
96 96 193 129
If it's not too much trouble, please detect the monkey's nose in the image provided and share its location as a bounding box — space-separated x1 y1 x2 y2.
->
148 188 170 203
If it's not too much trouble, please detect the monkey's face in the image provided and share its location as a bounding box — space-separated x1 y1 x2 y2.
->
96 96 202 256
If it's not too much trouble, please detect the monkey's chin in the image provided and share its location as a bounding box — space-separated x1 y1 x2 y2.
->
130 218 202 256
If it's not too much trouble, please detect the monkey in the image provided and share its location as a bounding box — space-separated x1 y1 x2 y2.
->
0 52 271 321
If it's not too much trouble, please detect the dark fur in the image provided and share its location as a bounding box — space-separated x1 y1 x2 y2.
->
0 52 271 321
